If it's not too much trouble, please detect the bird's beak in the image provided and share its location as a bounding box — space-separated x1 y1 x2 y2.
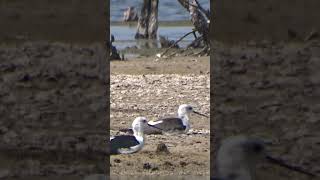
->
147 124 163 131
265 155 317 177
193 110 209 118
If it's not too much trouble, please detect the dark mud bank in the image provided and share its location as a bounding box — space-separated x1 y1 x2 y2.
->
0 42 107 178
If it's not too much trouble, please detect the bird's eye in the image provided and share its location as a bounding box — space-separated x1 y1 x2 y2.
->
188 107 193 110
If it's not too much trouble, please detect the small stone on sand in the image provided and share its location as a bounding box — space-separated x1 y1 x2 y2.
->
156 142 170 154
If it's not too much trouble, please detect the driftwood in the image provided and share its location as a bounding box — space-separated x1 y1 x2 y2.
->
135 0 159 39
187 35 203 48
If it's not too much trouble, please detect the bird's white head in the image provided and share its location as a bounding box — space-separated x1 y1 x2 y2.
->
177 104 195 131
178 104 194 116
132 117 148 137
178 104 209 118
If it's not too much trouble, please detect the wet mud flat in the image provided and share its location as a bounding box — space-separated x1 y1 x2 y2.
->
213 0 320 42
212 41 320 179
111 55 210 75
0 42 107 179
110 56 210 176
0 0 106 43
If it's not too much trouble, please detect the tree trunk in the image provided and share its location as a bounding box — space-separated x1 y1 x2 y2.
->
148 0 158 39
135 0 158 39
177 0 210 47
189 0 209 46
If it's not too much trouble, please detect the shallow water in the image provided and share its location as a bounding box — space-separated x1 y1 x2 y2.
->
110 0 209 51
111 26 197 50
111 0 210 22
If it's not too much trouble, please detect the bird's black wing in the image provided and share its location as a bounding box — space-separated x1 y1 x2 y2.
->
110 135 140 154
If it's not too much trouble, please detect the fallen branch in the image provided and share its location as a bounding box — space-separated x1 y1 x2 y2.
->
187 35 204 49
158 30 196 58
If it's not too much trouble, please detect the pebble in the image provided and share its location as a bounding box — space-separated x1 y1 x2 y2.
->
156 143 170 154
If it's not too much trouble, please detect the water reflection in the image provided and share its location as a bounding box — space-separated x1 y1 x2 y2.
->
111 26 195 50
136 39 158 49
111 26 194 41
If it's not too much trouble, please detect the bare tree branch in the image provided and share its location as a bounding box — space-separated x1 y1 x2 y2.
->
194 0 210 19
159 30 197 57
177 0 190 11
